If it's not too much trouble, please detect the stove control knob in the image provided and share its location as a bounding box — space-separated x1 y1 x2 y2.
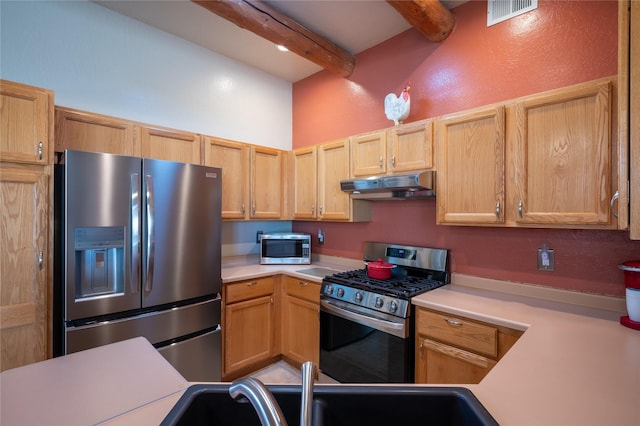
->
337 288 345 298
375 297 384 308
325 285 333 295
388 300 398 313
355 292 363 303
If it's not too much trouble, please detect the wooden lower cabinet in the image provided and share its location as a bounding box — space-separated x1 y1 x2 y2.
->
281 277 320 366
223 276 277 379
414 307 522 384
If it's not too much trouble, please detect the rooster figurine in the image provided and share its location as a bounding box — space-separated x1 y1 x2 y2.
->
384 82 411 126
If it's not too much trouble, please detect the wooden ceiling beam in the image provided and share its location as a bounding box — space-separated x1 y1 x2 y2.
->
193 0 356 78
387 0 455 42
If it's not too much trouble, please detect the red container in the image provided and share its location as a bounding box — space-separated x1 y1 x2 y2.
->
366 258 395 280
619 261 640 289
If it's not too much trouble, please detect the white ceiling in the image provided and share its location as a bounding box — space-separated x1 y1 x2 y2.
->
94 0 466 82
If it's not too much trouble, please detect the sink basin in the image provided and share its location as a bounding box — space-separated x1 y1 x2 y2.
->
296 267 340 278
161 384 498 426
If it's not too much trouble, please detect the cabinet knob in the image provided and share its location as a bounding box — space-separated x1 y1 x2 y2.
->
38 251 44 270
242 203 246 214
298 281 308 287
518 200 524 218
252 204 256 215
311 204 315 215
419 341 424 359
391 155 396 168
379 157 383 168
495 201 501 218
247 281 257 286
38 142 43 160
319 205 323 216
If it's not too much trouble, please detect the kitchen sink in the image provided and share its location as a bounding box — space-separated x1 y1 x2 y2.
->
296 267 341 278
160 384 498 426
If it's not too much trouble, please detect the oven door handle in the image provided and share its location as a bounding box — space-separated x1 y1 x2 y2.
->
320 299 407 339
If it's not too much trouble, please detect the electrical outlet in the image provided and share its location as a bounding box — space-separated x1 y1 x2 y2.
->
537 245 555 271
256 230 263 244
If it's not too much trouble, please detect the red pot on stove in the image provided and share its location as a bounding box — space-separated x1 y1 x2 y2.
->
619 261 640 289
365 258 395 280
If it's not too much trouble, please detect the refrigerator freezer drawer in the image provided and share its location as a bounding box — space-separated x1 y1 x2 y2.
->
157 328 221 382
65 296 221 354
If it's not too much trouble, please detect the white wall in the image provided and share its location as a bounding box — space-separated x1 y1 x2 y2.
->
0 0 292 150
1 0 294 255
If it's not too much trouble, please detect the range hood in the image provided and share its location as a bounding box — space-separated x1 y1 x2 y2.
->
340 171 435 200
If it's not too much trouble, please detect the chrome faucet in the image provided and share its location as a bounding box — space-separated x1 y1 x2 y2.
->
229 377 288 426
300 361 317 426
228 361 318 426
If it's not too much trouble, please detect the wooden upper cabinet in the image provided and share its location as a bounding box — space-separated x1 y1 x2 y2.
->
0 80 51 165
292 146 318 219
204 137 249 219
388 119 434 173
437 106 506 225
250 146 284 219
55 107 139 156
140 126 201 164
351 130 387 177
513 80 613 226
318 138 352 220
293 139 365 222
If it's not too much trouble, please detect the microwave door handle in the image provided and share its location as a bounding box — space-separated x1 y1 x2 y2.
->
320 299 407 338
130 173 140 293
145 174 155 292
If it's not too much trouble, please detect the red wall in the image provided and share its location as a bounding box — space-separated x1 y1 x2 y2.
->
292 1 639 297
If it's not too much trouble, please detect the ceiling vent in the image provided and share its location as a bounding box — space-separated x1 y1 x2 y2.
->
487 0 538 27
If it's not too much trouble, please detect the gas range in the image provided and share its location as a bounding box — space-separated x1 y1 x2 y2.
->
321 242 449 319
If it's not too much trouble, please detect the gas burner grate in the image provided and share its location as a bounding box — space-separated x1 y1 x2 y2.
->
327 269 446 299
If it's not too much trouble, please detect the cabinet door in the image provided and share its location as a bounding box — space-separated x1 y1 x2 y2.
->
204 137 249 219
388 120 434 173
55 107 139 156
250 146 283 219
351 131 387 177
514 80 612 225
140 126 201 164
224 295 275 374
0 166 48 371
437 106 505 225
415 337 496 384
318 138 351 221
282 295 320 365
281 277 320 365
0 80 50 165
630 1 640 239
292 146 318 219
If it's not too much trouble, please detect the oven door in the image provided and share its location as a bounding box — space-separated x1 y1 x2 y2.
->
319 298 413 383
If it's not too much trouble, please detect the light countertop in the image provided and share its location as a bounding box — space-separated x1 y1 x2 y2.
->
411 284 640 426
3 258 638 425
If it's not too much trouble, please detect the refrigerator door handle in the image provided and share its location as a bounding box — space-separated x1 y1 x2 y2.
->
131 173 141 294
145 174 156 292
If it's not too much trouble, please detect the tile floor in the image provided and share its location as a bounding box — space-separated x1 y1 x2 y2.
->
248 360 339 385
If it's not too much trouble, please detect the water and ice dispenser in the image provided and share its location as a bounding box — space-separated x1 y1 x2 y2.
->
74 226 125 300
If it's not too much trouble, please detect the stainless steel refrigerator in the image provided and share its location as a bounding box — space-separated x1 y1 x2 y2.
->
54 150 222 381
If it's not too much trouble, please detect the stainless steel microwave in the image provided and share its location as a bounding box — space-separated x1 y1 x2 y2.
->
260 233 311 265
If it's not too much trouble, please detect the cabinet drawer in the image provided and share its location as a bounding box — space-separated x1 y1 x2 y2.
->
283 276 320 303
416 309 498 358
226 277 275 304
